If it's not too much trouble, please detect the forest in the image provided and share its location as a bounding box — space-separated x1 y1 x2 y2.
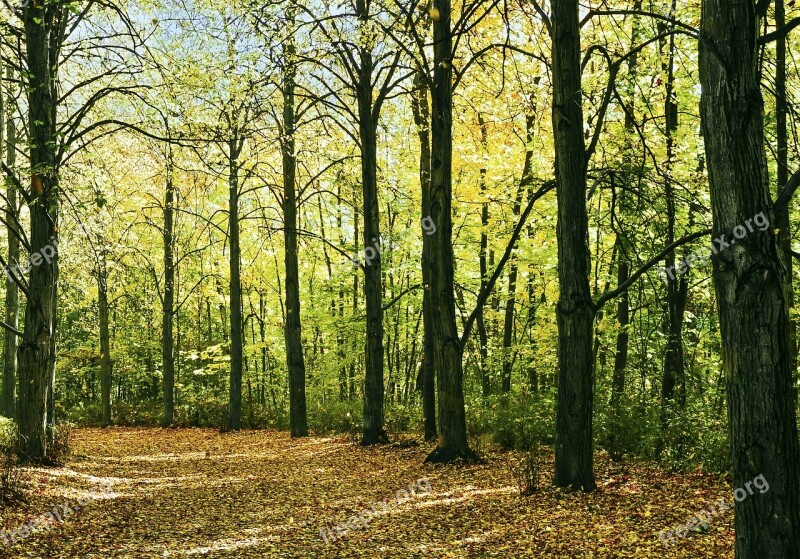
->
0 0 798 556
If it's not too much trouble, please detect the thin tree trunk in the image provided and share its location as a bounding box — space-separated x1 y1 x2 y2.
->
699 0 800 554
162 155 176 427
501 112 534 394
659 3 688 426
775 0 796 374
476 113 491 398
98 262 112 426
552 0 596 491
2 66 18 419
226 139 243 431
282 9 308 437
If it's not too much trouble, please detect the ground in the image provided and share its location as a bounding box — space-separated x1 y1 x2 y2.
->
0 428 737 558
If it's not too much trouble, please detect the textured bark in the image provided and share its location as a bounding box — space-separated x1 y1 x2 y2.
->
500 112 534 394
476 114 491 398
610 236 629 406
18 4 59 462
161 159 175 427
356 0 387 446
552 0 596 491
411 68 437 440
226 140 243 431
282 12 308 437
775 0 796 374
699 1 800 555
2 67 18 419
659 6 687 424
98 268 112 426
425 0 474 463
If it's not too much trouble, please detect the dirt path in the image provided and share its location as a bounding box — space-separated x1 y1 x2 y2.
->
0 428 733 558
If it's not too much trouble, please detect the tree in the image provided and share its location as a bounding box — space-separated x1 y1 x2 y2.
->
281 3 308 437
550 0 596 491
698 0 800 555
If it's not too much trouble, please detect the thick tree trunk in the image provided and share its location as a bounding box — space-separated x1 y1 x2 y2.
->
99 269 112 426
411 68 437 440
227 141 243 431
357 19 387 445
425 0 475 463
17 5 59 462
552 0 596 491
699 1 800 555
282 17 308 437
162 159 176 427
2 68 18 419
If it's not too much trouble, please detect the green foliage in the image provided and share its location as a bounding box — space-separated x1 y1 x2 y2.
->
385 403 422 440
308 400 362 436
467 391 555 451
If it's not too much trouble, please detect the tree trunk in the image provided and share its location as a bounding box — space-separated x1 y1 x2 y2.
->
282 13 308 437
774 0 796 374
552 0 596 491
411 68 437 440
226 140 243 431
610 236 629 405
18 4 59 462
356 10 387 445
659 5 688 426
162 156 176 427
98 265 112 426
699 0 800 555
500 112 534 394
2 67 18 418
476 113 491 398
425 0 475 463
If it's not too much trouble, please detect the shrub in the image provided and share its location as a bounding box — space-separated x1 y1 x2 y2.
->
0 417 21 504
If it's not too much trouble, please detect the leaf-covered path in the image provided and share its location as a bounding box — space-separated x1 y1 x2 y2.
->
0 428 737 558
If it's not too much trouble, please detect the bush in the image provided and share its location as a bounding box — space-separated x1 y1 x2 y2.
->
385 403 421 441
0 418 21 503
507 448 541 496
47 422 73 465
308 399 362 437
467 391 555 451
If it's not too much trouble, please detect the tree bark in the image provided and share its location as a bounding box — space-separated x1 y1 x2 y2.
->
226 139 243 431
411 68 437 439
162 155 176 427
356 9 387 445
775 0 796 374
425 0 475 463
282 12 308 437
699 0 800 555
2 66 18 419
659 5 688 426
18 4 59 462
552 0 596 491
98 261 112 426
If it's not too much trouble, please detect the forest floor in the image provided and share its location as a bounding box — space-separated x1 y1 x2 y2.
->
0 427 737 558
